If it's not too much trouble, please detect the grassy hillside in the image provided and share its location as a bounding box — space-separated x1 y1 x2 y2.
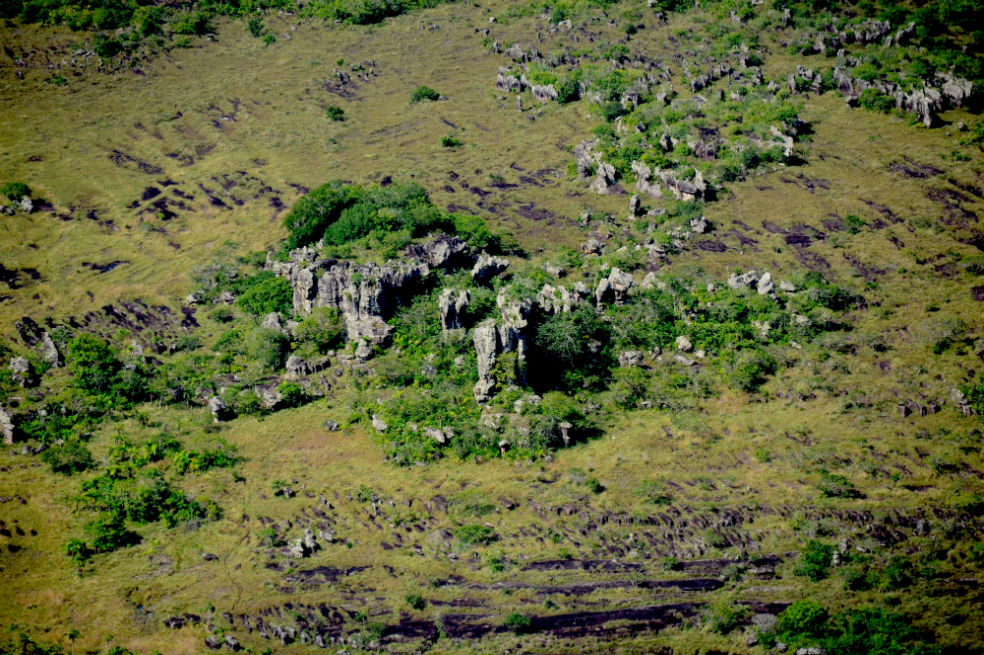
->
1 1 983 653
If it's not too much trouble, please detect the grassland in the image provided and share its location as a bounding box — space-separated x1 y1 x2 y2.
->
1 1 984 653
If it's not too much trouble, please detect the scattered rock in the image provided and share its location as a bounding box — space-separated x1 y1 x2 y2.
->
208 396 228 423
9 357 34 387
675 336 693 352
618 351 645 367
371 415 388 433
757 271 774 295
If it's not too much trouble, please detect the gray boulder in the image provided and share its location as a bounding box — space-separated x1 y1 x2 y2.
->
757 271 774 295
40 332 62 367
473 321 499 402
208 396 227 422
438 288 470 330
261 312 286 333
19 196 33 213
371 414 388 433
9 357 33 387
471 252 509 283
596 268 634 306
1 408 14 445
618 350 645 367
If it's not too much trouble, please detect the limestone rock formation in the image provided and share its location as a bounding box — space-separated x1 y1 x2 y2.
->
471 252 509 283
438 288 470 330
40 332 62 367
1 407 14 445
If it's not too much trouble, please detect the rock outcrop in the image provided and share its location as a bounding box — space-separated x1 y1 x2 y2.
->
275 236 467 350
438 288 470 330
471 252 509 283
40 332 62 367
473 320 499 403
595 268 635 306
1 408 14 445
10 357 33 387
472 292 534 402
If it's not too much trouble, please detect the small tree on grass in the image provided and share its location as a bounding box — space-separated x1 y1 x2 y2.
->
411 85 440 102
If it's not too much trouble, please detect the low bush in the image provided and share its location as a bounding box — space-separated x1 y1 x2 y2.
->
410 85 440 102
794 540 834 581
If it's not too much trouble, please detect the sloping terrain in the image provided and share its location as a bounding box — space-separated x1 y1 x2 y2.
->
1 1 983 654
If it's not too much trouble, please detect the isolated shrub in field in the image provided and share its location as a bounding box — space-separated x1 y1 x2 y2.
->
454 524 497 545
1 182 31 201
410 85 440 102
858 89 896 113
817 469 864 498
440 133 462 148
503 613 533 634
723 348 776 392
326 105 346 121
794 540 834 581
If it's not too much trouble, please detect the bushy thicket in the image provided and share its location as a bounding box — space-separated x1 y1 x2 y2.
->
282 181 508 253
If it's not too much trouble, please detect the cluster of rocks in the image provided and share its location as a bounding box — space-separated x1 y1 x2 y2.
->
494 67 559 104
826 66 973 127
270 235 468 357
0 197 33 215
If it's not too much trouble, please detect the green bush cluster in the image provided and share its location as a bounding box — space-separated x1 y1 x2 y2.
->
282 180 510 253
769 601 939 655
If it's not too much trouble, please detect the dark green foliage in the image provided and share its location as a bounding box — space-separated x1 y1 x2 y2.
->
722 348 776 392
326 104 346 121
293 307 345 353
440 133 462 148
817 469 864 498
243 327 289 369
794 540 834 581
556 78 581 103
532 304 611 390
776 600 829 639
858 89 896 114
234 271 293 316
704 598 750 634
86 513 140 553
283 181 507 255
454 524 497 545
405 593 426 610
276 381 308 408
40 439 94 475
410 85 440 102
1 181 31 201
247 14 264 36
65 334 146 404
172 10 213 35
503 613 533 634
774 602 939 655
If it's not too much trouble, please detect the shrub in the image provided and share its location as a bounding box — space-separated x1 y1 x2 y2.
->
503 613 533 634
1 181 31 201
704 598 750 634
858 89 896 113
410 85 440 102
454 524 497 546
86 514 140 553
65 538 93 565
794 540 834 581
235 271 293 316
243 327 289 370
723 348 776 391
776 600 829 639
440 133 462 148
172 11 213 35
277 381 308 408
208 306 236 323
556 78 580 103
282 180 350 249
247 15 264 37
326 105 346 121
405 593 426 610
41 440 94 475
817 469 863 498
293 307 345 353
